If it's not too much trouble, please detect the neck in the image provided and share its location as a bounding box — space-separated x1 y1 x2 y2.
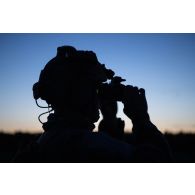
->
42 111 95 132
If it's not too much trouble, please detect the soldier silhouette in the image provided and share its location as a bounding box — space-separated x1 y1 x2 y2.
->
13 46 172 162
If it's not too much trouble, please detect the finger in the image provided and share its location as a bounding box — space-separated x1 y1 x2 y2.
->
139 88 148 109
126 85 134 89
122 85 134 101
139 88 147 103
123 85 133 96
139 88 145 96
133 86 139 91
132 86 139 97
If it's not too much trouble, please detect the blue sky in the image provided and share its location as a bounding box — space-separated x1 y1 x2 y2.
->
0 33 195 133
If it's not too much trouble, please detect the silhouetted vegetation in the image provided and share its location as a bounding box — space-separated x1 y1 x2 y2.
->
0 132 195 162
164 133 195 162
0 132 39 162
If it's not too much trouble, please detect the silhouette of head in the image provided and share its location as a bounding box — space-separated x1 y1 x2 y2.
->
33 46 113 123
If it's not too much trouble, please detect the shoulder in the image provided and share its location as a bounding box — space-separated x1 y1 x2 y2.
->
82 131 135 161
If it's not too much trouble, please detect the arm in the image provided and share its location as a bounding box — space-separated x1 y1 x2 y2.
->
122 86 173 162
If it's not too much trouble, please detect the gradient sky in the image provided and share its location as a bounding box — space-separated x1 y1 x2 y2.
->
0 33 195 133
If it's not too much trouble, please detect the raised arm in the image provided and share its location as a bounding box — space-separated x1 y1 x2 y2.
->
122 86 172 162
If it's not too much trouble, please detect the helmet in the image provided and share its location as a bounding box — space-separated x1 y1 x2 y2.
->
33 46 113 104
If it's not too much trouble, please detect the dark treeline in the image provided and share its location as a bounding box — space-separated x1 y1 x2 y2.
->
0 132 195 162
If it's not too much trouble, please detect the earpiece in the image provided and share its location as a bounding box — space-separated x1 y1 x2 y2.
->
33 82 40 100
33 72 52 124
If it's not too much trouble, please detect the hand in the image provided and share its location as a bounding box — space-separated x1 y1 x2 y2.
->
99 98 118 120
122 86 149 122
99 97 125 139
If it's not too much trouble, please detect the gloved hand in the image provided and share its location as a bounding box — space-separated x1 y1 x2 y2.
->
122 86 150 123
99 97 124 139
99 98 118 120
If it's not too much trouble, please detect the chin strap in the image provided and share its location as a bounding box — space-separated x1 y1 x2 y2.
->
35 99 52 108
35 99 53 124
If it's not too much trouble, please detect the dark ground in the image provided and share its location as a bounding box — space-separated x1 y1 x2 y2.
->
0 132 195 162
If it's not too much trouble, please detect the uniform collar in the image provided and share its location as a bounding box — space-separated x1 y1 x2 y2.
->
42 113 95 132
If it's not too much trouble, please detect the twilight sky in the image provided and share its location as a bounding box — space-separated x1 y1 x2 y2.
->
0 33 195 133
